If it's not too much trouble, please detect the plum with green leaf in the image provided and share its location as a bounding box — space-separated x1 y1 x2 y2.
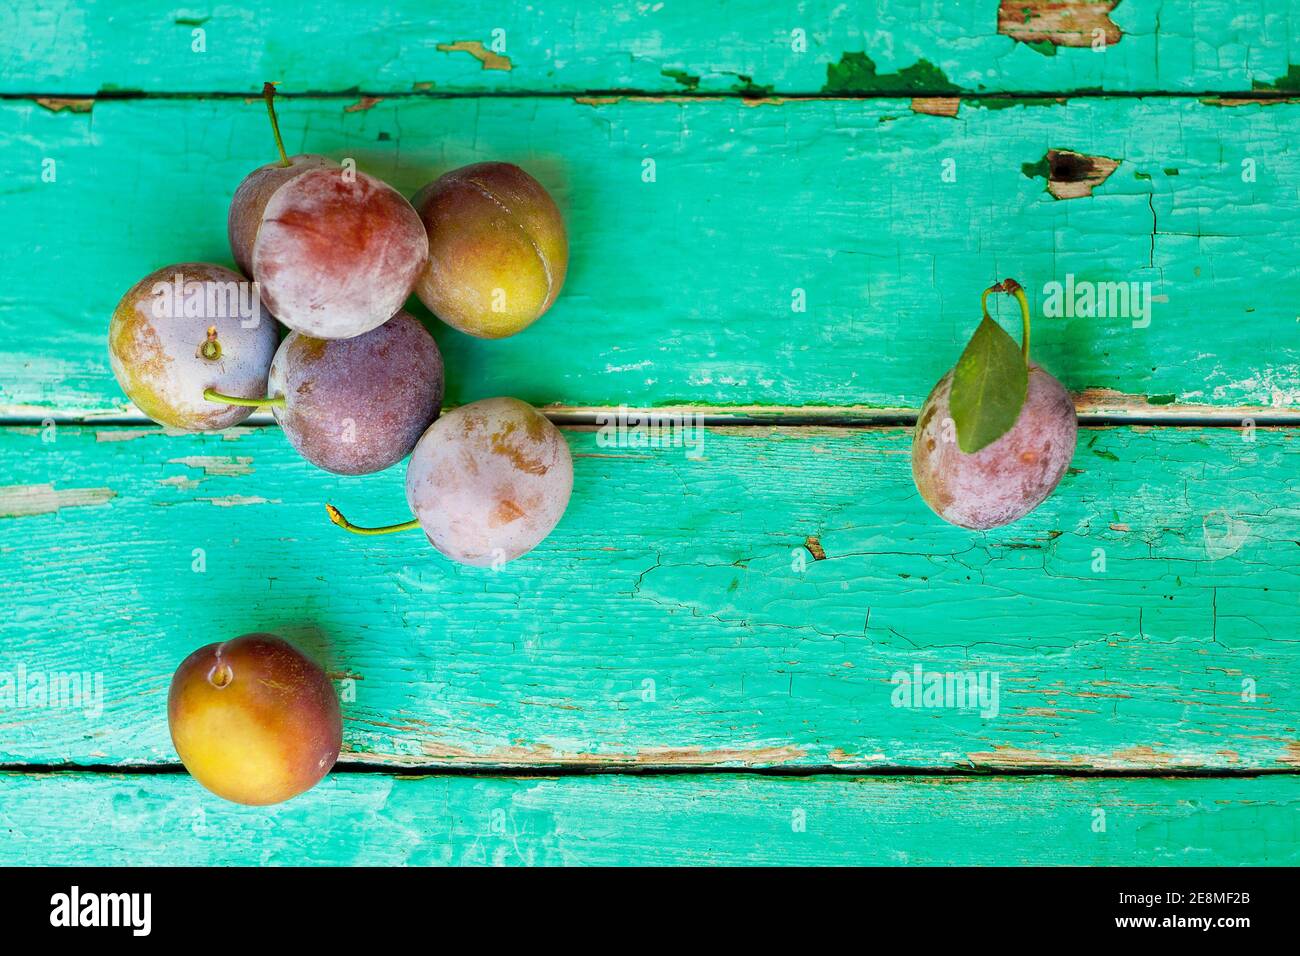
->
912 279 1077 530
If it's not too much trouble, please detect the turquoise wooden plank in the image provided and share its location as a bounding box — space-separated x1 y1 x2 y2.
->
4 96 1300 418
3 1 1300 96
0 771 1295 866
2 424 1296 770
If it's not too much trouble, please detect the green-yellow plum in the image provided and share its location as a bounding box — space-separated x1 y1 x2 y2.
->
413 162 568 339
168 633 341 806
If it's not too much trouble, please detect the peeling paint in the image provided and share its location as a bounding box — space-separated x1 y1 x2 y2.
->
997 0 1122 48
823 52 958 94
1252 64 1300 92
197 495 280 507
910 97 960 117
661 68 700 91
965 747 1085 769
0 484 115 518
33 97 93 113
1208 366 1300 408
634 745 805 766
968 744 1183 770
1202 96 1300 107
95 427 190 442
435 41 512 72
166 455 253 476
1023 148 1119 199
406 740 805 766
96 428 162 442
344 96 383 113
804 535 827 560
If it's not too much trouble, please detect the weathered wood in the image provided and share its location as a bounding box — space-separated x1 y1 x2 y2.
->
0 771 1295 866
2 424 1296 770
3 1 1299 96
3 96 1300 419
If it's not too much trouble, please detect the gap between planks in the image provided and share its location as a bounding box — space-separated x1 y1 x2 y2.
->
7 89 1300 103
4 761 1299 779
5 406 1300 429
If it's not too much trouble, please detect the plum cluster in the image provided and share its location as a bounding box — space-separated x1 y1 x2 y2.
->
109 85 576 804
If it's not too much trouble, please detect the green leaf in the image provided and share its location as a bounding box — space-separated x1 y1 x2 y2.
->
949 314 1028 453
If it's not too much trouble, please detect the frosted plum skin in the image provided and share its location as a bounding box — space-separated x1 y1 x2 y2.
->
108 262 279 430
250 166 427 339
405 397 574 566
268 310 444 475
912 362 1077 530
227 153 336 276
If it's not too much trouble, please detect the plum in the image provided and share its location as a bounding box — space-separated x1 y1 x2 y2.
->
412 162 568 339
108 262 279 429
168 633 341 806
228 84 425 339
327 397 573 566
912 279 1077 530
266 310 444 474
228 85 333 279
248 167 426 339
227 152 335 278
912 362 1077 529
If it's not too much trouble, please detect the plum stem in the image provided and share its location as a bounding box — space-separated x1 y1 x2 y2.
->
198 325 222 361
203 388 285 408
325 504 420 536
263 81 291 167
980 278 1031 363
